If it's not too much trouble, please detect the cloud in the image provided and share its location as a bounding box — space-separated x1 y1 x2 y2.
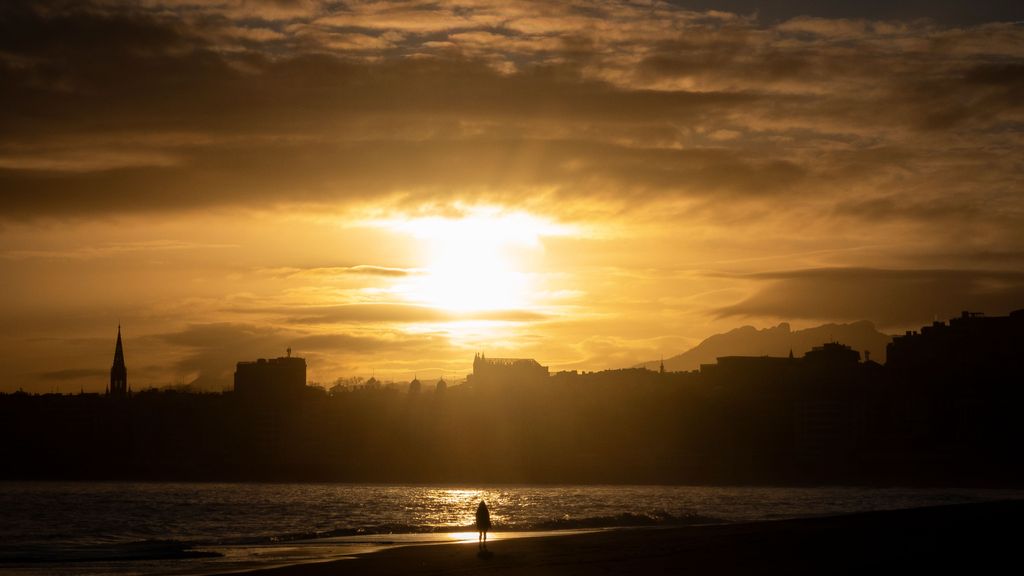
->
38 368 106 381
292 331 440 353
0 136 818 221
659 1 1024 26
225 302 547 324
0 0 1019 234
154 321 443 389
3 3 1024 319
716 268 1024 327
313 1 506 33
278 265 419 278
1 240 235 260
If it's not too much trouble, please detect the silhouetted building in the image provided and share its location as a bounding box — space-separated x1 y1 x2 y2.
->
803 342 860 367
700 355 794 390
234 349 307 399
108 325 129 397
408 376 421 395
887 310 1024 372
470 353 549 388
882 309 1024 462
705 355 793 372
700 343 859 378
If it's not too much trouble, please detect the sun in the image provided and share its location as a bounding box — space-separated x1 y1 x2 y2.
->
381 208 565 313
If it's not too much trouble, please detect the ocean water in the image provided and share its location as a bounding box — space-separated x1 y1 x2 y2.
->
1 482 1022 575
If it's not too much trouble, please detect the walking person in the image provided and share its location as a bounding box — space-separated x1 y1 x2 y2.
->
476 500 491 550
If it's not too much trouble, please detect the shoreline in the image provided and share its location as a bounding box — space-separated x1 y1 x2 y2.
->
227 499 1024 575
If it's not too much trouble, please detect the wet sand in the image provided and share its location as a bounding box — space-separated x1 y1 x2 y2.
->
231 499 1022 575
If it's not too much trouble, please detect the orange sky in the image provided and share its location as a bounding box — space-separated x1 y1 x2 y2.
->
1 1 1023 392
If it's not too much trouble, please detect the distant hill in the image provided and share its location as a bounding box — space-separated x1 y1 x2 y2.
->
637 321 893 372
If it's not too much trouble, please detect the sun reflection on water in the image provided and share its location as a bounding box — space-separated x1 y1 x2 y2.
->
409 487 527 532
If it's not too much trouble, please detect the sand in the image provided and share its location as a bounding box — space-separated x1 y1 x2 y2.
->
229 499 1022 575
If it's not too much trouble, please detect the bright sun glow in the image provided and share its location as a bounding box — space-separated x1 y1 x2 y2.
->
379 208 569 313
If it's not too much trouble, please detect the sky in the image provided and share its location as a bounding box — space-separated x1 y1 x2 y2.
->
1 0 1023 392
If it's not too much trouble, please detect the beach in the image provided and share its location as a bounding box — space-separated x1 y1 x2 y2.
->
233 499 1022 575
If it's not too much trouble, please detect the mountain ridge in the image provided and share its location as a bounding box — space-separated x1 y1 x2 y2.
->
637 320 893 372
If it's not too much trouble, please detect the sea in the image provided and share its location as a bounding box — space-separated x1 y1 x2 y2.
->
1 482 1022 575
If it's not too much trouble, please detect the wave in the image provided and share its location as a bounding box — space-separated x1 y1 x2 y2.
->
530 511 719 530
0 512 723 564
0 540 221 564
208 511 723 545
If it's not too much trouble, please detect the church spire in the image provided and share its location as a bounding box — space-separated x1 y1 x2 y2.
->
110 325 128 397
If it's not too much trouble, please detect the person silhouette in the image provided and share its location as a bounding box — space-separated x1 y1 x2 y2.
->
475 500 491 550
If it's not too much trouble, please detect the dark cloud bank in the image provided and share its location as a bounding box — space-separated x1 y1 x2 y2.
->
0 0 1020 233
717 268 1024 327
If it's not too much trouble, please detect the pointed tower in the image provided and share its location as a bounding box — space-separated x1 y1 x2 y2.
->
110 325 128 397
659 357 665 375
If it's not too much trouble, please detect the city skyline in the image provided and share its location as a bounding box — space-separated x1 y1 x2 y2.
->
5 307 1021 486
49 307 1018 395
2 0 1023 393
10 314 912 392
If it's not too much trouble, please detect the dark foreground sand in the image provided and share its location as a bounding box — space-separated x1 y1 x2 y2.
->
235 500 1022 575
